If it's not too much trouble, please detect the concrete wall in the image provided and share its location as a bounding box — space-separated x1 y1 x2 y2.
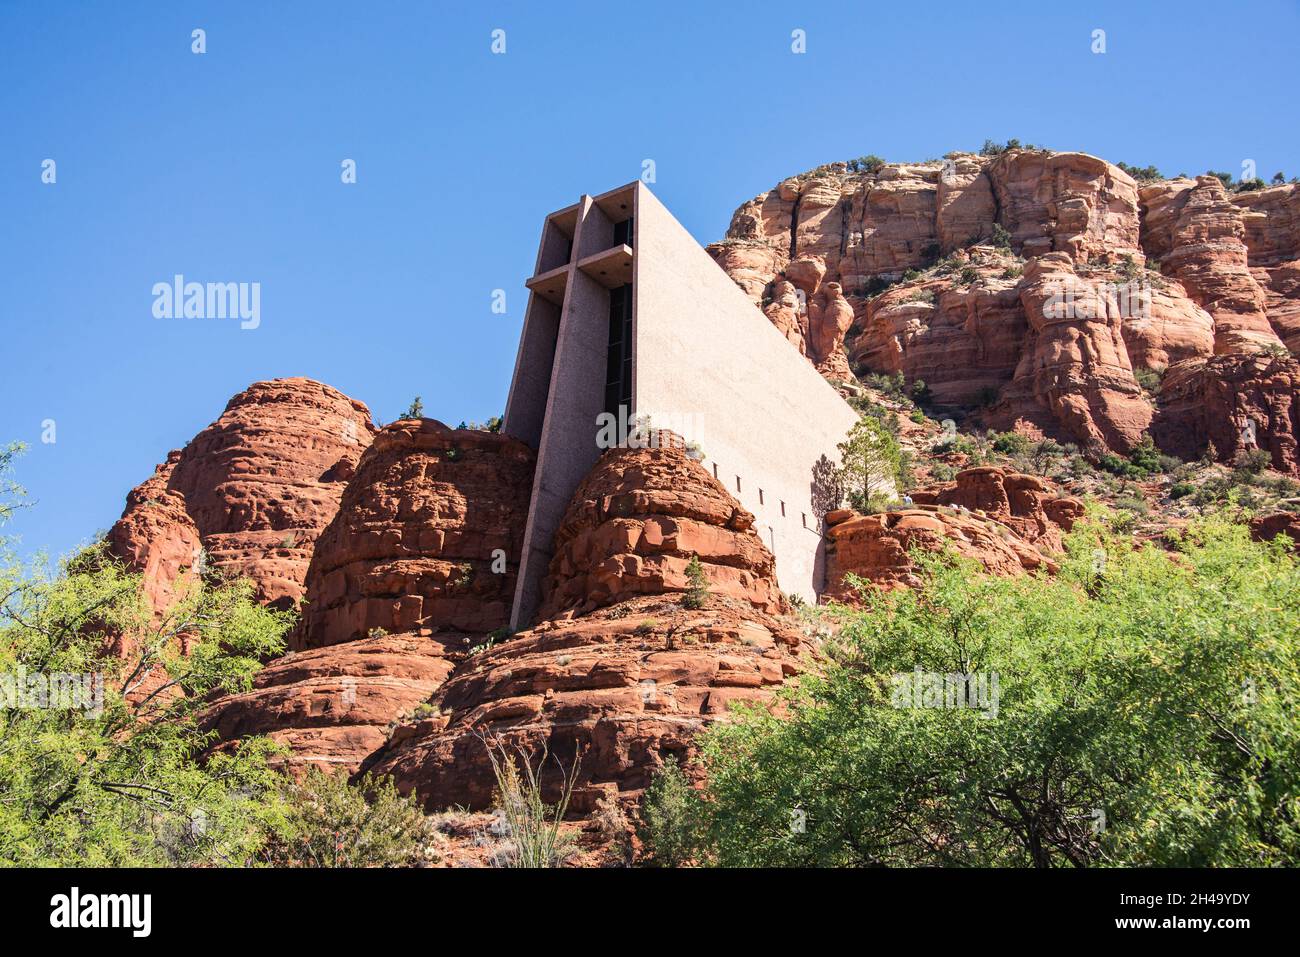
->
632 183 859 603
505 181 860 625
509 196 619 629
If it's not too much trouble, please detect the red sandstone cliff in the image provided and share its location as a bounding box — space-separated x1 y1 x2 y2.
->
710 152 1300 471
293 418 535 650
201 417 535 774
823 466 1082 599
106 377 376 614
361 442 802 812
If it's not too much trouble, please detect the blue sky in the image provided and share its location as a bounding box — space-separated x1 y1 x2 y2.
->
1 0 1297 562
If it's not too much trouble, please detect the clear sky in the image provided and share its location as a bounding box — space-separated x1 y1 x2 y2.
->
2 0 1297 562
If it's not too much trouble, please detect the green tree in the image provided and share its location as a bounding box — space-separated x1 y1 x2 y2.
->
837 416 901 512
638 757 705 866
682 555 709 610
402 396 424 419
0 550 294 865
686 515 1300 867
0 449 295 865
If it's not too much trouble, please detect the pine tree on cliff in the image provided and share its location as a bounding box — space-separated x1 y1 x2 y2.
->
401 396 424 419
682 555 710 610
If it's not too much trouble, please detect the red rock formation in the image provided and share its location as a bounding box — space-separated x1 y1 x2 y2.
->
762 280 807 355
294 419 535 649
1142 177 1283 354
200 634 456 775
362 596 803 813
1119 277 1215 373
202 419 535 774
1250 511 1300 550
714 152 1299 465
359 440 802 812
107 378 375 614
537 442 786 621
918 465 1084 551
1233 183 1300 355
104 452 205 618
809 281 854 380
1002 253 1153 455
823 466 1082 600
1154 353 1300 473
851 256 1025 406
985 151 1142 262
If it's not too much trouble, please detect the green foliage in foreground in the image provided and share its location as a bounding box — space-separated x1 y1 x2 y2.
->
0 450 436 867
0 535 294 866
657 515 1300 867
259 769 438 867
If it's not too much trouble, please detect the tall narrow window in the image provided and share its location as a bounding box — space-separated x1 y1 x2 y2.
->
613 216 634 248
604 284 633 419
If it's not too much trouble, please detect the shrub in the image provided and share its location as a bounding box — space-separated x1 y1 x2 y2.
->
0 453 296 867
1028 439 1067 474
1134 367 1162 393
1170 481 1195 500
1112 494 1149 515
682 555 710 610
261 770 437 867
1236 448 1272 474
401 396 425 419
957 266 980 286
1128 434 1164 474
863 371 907 400
846 154 886 174
908 409 927 425
991 431 1031 455
1097 453 1134 477
687 518 1300 866
1116 162 1164 182
991 223 1012 249
638 757 704 867
933 433 977 457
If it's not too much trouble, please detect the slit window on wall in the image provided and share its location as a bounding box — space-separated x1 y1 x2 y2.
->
802 513 807 528
735 476 742 493
758 489 765 505
780 500 786 517
712 463 719 480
